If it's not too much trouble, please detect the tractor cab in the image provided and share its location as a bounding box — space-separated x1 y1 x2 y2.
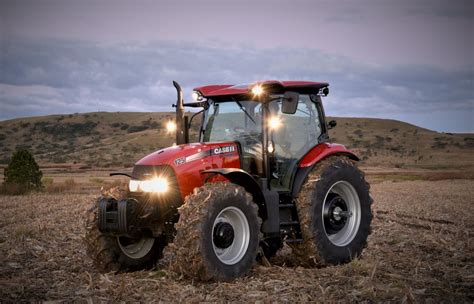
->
176 81 333 192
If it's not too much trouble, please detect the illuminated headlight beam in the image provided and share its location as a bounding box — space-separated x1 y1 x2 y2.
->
129 177 169 193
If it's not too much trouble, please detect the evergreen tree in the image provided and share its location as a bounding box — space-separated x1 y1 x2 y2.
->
4 149 43 192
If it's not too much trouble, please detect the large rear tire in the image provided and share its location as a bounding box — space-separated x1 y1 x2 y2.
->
291 156 372 266
165 183 261 281
84 186 165 272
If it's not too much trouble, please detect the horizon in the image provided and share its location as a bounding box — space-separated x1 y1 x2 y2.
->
1 0 472 132
1 110 471 135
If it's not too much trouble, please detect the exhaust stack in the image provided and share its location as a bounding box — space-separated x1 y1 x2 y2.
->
173 81 186 145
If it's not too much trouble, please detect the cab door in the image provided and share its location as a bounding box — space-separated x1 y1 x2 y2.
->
269 94 323 190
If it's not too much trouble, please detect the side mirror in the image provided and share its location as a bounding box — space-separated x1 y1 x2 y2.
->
328 120 337 130
281 91 299 114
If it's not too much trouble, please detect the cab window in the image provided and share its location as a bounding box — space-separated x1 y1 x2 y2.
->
270 94 322 190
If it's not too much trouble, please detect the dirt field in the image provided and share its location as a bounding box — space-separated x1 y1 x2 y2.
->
1 179 473 302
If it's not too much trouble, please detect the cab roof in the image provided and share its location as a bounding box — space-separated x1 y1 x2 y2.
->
194 80 329 97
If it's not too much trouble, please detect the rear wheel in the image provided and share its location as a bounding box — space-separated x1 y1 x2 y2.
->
291 156 372 266
84 186 165 271
165 183 261 281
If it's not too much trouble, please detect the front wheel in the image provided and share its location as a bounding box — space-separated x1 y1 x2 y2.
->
117 235 158 260
84 186 165 272
166 183 261 281
291 156 372 266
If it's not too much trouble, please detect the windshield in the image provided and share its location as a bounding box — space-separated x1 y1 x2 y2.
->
202 100 262 142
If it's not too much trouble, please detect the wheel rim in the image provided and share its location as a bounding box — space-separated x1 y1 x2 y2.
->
322 181 361 247
117 236 155 259
212 206 250 265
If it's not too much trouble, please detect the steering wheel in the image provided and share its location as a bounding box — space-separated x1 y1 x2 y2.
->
233 127 245 134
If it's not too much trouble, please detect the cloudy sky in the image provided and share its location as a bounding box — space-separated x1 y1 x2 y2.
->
1 0 473 132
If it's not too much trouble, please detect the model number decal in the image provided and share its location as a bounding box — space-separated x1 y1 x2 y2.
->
213 145 236 155
174 157 186 166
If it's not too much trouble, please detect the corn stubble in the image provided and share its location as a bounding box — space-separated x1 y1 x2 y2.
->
0 180 472 302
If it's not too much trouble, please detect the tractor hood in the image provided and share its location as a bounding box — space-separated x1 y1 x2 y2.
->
134 141 241 197
136 142 239 168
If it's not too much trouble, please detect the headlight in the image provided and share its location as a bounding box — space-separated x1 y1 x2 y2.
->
129 177 169 193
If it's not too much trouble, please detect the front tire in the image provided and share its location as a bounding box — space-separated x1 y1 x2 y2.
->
291 156 372 266
84 186 165 272
166 183 261 281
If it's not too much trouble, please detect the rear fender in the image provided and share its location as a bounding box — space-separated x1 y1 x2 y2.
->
292 143 359 197
299 143 359 168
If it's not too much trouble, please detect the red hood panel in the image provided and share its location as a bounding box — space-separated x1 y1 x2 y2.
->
136 142 240 167
136 142 213 166
135 142 241 197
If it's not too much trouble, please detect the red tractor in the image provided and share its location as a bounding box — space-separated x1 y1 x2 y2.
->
85 80 372 281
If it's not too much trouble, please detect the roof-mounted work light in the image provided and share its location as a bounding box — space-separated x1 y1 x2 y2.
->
251 85 264 96
191 90 204 101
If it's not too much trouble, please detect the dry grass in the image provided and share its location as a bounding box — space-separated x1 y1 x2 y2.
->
0 112 472 169
0 180 473 302
367 169 474 184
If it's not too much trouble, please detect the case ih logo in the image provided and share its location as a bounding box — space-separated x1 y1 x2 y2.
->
213 145 236 155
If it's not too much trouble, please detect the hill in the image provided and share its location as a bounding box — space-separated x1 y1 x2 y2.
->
0 112 472 170
328 117 473 170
